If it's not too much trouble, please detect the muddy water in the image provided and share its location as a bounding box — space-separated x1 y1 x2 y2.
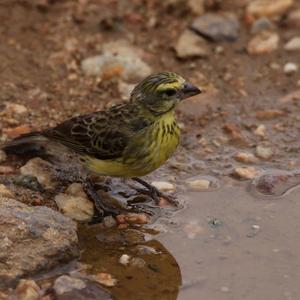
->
78 179 300 300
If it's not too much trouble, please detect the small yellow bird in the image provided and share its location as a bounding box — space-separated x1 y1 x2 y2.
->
3 72 201 217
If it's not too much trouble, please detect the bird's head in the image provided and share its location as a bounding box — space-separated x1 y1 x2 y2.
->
130 72 202 115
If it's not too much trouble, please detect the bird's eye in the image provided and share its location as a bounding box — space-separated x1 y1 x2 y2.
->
163 89 176 97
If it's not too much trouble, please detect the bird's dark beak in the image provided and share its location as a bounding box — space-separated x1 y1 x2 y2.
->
181 82 202 100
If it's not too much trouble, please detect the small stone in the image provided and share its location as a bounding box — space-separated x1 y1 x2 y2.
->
269 62 280 70
251 17 274 34
0 150 7 163
130 257 146 268
186 179 210 190
151 181 175 192
188 0 205 15
190 13 240 42
103 216 117 228
174 29 209 58
245 0 294 23
4 103 28 115
14 175 45 192
284 37 300 51
0 184 13 198
0 165 14 174
233 167 258 180
15 279 41 300
95 273 117 287
234 152 257 163
2 125 31 138
208 218 223 228
55 184 94 222
256 145 273 160
118 81 135 100
20 158 56 189
285 8 300 28
135 245 160 255
81 40 152 81
283 62 298 75
122 213 149 224
280 89 300 102
256 109 284 119
119 254 131 265
247 31 279 55
254 124 267 137
54 275 86 295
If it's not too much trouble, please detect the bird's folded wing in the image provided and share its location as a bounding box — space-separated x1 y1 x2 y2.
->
43 111 130 160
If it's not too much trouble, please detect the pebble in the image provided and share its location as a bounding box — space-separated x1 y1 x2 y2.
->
116 213 149 225
234 152 257 164
190 13 240 42
2 125 31 138
15 279 41 300
14 175 45 192
188 0 205 15
255 109 284 120
233 167 258 180
20 158 55 189
250 17 274 34
254 124 267 137
247 31 279 55
119 254 131 265
0 184 14 198
283 62 298 75
0 150 7 163
151 181 175 192
0 165 14 174
81 40 152 81
103 216 117 228
55 183 94 222
95 272 117 287
245 0 294 23
285 8 300 28
186 178 210 190
130 257 146 268
174 29 209 59
4 103 28 115
284 37 300 51
135 245 160 255
256 145 273 160
118 81 135 100
54 275 86 295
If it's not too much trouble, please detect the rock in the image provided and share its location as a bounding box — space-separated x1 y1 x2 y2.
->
0 165 14 174
20 158 57 189
174 29 209 58
55 183 94 222
255 109 284 119
186 178 210 190
245 0 294 23
2 125 31 138
103 216 117 228
15 279 41 300
4 103 28 115
256 145 273 159
284 37 300 51
190 13 240 42
0 150 7 163
14 175 45 192
54 276 86 295
223 123 248 145
280 89 300 102
247 31 279 55
53 275 113 300
283 62 298 75
119 254 131 265
0 197 78 287
135 245 160 255
234 152 257 163
116 213 149 225
285 8 300 28
130 257 146 268
250 17 274 34
94 273 117 287
254 124 267 137
81 40 152 81
0 184 14 198
151 181 175 192
188 0 205 15
118 81 135 100
233 167 258 180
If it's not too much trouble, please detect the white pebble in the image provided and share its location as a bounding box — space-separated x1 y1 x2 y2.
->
151 181 175 192
233 167 258 180
256 145 273 160
186 179 210 190
119 254 131 265
284 62 298 75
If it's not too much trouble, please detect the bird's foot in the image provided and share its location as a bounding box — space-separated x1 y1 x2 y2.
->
132 177 178 207
82 178 121 219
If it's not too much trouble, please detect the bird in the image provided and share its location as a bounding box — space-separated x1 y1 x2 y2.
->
3 72 201 217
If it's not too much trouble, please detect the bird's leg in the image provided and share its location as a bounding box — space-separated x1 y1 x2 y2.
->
132 177 177 206
82 178 121 218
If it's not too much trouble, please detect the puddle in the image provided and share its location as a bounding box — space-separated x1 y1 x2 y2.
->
75 177 300 300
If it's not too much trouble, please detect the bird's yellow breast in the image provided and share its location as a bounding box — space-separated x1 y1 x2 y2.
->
83 111 180 178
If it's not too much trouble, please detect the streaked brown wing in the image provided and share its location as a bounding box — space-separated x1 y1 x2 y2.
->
43 108 131 160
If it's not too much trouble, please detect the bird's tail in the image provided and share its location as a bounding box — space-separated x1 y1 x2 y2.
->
2 132 48 155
